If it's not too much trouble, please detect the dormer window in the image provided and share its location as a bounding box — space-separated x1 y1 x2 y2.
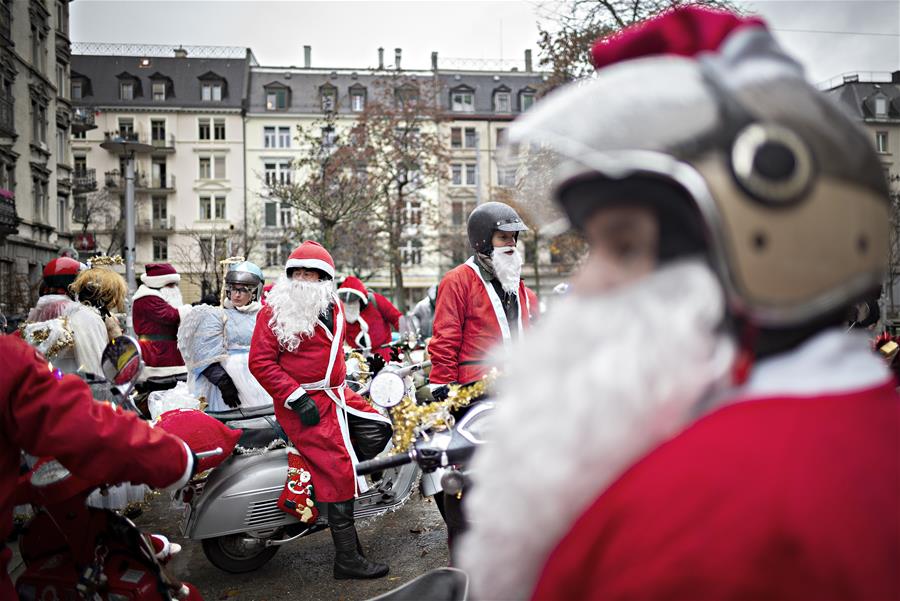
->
264 82 291 111
320 84 337 113
71 80 82 99
116 72 141 100
350 84 367 112
198 71 227 102
395 84 418 109
149 73 173 102
519 87 536 112
875 97 888 118
493 86 511 113
70 71 92 99
451 85 475 112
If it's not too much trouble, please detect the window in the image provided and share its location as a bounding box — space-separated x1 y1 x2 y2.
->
199 195 211 220
152 81 166 101
452 91 474 112
31 25 46 73
451 200 473 226
33 178 48 222
266 89 288 110
322 127 336 150
449 162 476 186
152 196 167 222
199 157 211 179
214 156 226 179
321 87 336 112
151 119 165 142
465 164 476 186
57 196 67 232
198 118 210 140
56 64 66 98
265 242 279 265
395 86 418 108
402 240 423 266
151 158 167 188
404 198 421 226
73 155 87 174
214 195 226 219
280 204 292 226
450 127 462 149
876 131 889 153
451 163 462 186
264 126 276 148
152 237 168 260
278 126 291 148
520 91 535 111
202 82 222 102
71 80 82 99
497 165 516 187
464 127 477 148
118 118 134 138
31 101 47 145
264 160 292 186
351 89 366 112
213 118 225 140
72 129 86 140
875 97 888 117
119 81 133 100
494 91 511 113
496 128 508 146
264 202 277 227
56 127 66 159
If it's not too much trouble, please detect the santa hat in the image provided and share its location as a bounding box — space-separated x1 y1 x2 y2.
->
141 263 180 288
338 276 369 305
285 241 335 280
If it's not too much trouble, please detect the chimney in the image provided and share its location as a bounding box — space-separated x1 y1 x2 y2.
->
892 70 900 84
173 45 188 59
395 48 402 70
303 45 311 68
378 47 384 70
431 51 438 71
524 49 533 72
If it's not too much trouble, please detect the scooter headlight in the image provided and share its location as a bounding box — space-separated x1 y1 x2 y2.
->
369 371 406 408
456 401 495 445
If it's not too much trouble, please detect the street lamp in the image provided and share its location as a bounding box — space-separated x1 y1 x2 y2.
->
99 134 153 334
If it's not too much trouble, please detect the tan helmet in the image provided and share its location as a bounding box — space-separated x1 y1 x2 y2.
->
509 20 889 329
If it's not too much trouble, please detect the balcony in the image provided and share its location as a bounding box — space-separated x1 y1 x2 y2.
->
136 215 176 232
150 134 176 153
73 168 97 193
71 107 97 134
101 131 154 154
148 174 176 190
0 95 13 137
105 170 175 192
0 188 18 238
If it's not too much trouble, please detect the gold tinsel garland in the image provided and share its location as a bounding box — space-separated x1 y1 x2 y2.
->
87 254 125 267
388 371 495 454
346 350 372 385
19 316 76 358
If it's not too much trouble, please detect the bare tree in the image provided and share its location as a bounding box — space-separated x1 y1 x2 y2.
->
172 217 260 300
537 0 739 91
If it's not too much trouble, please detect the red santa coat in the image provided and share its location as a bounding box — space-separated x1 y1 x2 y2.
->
132 285 184 367
344 291 403 364
0 335 192 599
249 300 390 502
533 380 900 600
430 257 536 385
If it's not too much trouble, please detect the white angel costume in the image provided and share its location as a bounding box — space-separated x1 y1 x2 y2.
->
177 301 273 412
24 295 107 376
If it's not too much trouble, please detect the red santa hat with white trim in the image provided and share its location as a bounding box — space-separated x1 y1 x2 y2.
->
285 241 335 280
338 276 369 305
141 262 180 288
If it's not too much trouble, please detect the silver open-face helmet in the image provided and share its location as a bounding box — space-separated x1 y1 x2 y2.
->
506 17 889 330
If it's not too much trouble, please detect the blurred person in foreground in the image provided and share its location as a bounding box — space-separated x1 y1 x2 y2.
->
458 7 899 600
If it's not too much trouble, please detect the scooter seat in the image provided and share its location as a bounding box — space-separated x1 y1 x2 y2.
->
206 404 276 422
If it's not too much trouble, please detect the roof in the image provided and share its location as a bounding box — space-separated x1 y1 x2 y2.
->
823 80 900 121
246 67 546 116
71 54 250 110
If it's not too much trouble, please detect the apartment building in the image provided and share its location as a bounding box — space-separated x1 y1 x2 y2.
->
70 44 253 300
0 0 74 317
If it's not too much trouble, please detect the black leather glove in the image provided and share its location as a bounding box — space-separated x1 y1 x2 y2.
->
366 353 386 375
202 363 241 408
430 384 451 402
289 393 320 426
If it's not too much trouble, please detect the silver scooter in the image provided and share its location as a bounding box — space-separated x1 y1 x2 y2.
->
177 361 432 573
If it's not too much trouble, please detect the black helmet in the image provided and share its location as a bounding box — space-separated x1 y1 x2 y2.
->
466 202 528 254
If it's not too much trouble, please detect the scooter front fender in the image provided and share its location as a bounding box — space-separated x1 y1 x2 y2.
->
185 448 300 539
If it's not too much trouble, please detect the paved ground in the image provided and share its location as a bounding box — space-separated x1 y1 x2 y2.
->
136 492 451 601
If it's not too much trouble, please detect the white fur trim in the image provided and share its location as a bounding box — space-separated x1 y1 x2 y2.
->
285 385 308 408
285 258 335 279
177 304 193 320
133 285 164 302
340 287 368 303
141 273 181 288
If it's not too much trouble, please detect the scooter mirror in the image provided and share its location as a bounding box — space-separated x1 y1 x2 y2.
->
369 371 406 408
102 335 144 387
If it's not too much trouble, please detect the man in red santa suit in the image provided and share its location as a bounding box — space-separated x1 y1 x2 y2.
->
249 241 393 580
457 7 899 600
22 257 107 376
337 276 403 367
0 335 195 599
132 263 191 368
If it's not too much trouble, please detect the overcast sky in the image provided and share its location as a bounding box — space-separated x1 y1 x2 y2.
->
70 0 899 85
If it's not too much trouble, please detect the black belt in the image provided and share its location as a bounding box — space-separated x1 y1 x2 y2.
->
459 359 487 366
138 334 176 342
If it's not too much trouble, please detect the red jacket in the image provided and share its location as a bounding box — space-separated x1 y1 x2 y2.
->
344 292 403 363
0 336 191 599
132 286 183 367
249 303 389 502
430 259 537 385
532 383 900 600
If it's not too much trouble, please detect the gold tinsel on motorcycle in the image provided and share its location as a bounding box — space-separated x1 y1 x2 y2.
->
388 372 494 453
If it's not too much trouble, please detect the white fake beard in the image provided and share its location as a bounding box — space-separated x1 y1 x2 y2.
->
492 246 523 294
457 260 737 601
266 276 334 352
344 300 361 324
158 285 184 309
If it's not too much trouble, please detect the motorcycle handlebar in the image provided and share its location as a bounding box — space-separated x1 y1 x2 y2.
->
356 451 415 475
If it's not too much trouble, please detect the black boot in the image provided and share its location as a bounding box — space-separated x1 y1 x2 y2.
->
328 501 389 580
